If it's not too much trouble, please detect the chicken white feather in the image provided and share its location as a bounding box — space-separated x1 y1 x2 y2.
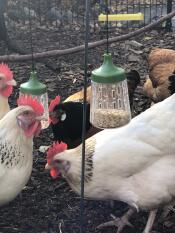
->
0 105 42 205
0 95 10 120
46 93 175 232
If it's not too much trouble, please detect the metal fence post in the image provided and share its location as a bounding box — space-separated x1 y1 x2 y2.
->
165 0 173 31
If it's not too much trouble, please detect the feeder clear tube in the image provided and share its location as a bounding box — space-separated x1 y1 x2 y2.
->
90 80 131 129
19 92 49 129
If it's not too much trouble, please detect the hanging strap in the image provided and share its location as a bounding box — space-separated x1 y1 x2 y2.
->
28 0 35 71
80 0 90 232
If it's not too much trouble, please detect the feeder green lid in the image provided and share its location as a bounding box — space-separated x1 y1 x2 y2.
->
91 53 126 83
20 71 47 95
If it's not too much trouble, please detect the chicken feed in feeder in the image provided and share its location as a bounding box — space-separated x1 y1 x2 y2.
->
90 53 131 129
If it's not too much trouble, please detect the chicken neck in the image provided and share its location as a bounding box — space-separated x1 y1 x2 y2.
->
0 95 9 120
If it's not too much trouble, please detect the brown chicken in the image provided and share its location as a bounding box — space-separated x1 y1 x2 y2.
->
143 48 175 103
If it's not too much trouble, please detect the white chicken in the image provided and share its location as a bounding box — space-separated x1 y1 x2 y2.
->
45 93 175 233
0 63 16 120
0 95 44 205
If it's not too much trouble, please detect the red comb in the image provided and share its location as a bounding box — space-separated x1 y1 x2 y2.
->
17 95 44 115
47 141 67 165
0 63 13 81
49 96 60 112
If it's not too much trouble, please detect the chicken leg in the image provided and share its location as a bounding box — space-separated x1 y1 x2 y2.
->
96 208 135 233
143 209 157 233
144 202 175 232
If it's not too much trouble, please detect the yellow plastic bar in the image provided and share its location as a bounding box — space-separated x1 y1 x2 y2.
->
98 13 144 21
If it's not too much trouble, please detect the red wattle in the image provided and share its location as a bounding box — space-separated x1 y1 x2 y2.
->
50 117 59 125
1 85 13 97
24 121 41 137
50 168 60 178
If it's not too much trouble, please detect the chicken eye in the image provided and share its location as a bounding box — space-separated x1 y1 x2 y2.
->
23 111 30 115
55 109 66 121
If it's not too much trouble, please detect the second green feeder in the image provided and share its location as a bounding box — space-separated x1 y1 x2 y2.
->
90 53 131 129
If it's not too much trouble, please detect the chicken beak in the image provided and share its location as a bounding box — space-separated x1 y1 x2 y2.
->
35 115 47 121
45 163 51 170
6 79 17 86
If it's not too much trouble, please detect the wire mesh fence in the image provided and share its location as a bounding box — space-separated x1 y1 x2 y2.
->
5 0 174 32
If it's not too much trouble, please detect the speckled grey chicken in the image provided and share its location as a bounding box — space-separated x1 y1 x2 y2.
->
0 95 44 205
46 93 175 233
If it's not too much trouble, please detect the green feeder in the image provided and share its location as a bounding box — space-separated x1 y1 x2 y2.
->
90 53 131 129
20 71 49 129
